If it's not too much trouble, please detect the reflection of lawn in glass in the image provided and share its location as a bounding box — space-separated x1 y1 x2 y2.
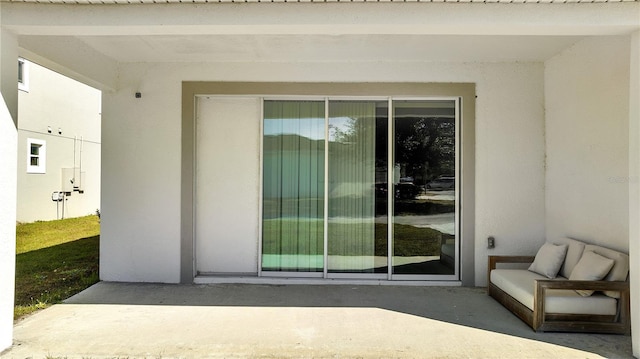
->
389 224 442 257
393 198 454 216
262 219 442 256
262 218 324 256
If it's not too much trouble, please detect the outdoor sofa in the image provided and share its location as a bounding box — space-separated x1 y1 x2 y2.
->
488 237 630 334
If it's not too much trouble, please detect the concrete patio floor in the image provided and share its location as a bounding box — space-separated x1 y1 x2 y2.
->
1 282 634 358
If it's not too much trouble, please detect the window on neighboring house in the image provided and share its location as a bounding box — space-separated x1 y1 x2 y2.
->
18 58 29 92
27 138 46 174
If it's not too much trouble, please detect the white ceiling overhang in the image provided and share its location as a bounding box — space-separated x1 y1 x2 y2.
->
2 2 638 89
0 0 637 3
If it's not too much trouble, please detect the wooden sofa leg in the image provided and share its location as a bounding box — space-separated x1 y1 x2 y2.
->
620 290 631 335
533 280 545 332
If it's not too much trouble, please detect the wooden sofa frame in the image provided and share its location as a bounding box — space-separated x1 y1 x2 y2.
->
488 255 631 334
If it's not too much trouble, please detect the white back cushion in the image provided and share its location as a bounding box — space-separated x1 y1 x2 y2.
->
552 237 586 278
528 242 567 279
584 244 629 298
569 251 615 297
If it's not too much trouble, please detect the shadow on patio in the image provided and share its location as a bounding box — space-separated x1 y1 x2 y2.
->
4 282 633 358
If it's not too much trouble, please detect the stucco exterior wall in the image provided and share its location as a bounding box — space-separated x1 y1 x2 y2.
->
0 26 18 353
628 30 639 359
101 60 545 285
545 36 631 252
0 97 17 352
16 61 101 222
101 65 183 283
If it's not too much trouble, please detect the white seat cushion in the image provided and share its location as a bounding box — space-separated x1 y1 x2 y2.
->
491 269 617 316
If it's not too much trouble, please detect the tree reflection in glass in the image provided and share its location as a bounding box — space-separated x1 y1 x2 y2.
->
392 100 456 275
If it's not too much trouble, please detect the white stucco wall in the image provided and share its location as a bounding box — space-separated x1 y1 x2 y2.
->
628 30 639 359
101 60 545 285
100 74 182 283
0 96 17 352
0 26 18 353
16 60 101 222
473 64 546 286
545 36 630 252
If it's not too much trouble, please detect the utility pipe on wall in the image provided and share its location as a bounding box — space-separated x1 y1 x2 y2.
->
73 135 77 186
79 136 83 190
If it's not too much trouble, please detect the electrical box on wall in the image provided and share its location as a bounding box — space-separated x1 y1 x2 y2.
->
51 191 64 202
61 168 75 192
61 168 86 193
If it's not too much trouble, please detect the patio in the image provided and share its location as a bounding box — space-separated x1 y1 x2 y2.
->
1 282 633 358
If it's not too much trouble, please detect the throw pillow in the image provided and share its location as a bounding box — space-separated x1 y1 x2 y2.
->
569 250 615 297
584 245 629 299
528 242 568 279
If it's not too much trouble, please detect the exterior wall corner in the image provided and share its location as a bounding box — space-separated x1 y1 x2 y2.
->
0 95 17 352
628 29 640 359
0 25 18 352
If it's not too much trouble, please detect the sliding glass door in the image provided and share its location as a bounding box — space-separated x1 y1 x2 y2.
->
262 98 458 279
327 101 388 274
262 100 325 272
392 100 457 277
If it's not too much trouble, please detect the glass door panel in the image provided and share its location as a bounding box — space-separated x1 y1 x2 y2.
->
327 101 388 274
261 98 458 279
392 100 457 275
262 100 325 272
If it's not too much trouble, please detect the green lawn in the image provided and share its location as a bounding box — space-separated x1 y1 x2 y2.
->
263 219 443 256
15 215 100 320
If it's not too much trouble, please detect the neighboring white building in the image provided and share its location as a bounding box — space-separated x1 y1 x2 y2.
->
0 0 638 355
16 59 101 223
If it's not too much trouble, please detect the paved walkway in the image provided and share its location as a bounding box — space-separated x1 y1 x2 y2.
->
1 282 634 358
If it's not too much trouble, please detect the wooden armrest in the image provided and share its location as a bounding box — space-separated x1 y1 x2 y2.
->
533 279 630 331
535 279 629 292
487 256 535 285
488 255 535 270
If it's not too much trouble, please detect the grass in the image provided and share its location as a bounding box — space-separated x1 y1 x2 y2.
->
16 216 100 254
15 215 100 320
263 220 443 256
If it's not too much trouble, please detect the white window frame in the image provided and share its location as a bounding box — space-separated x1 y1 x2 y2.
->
27 138 46 174
258 96 460 282
18 58 29 92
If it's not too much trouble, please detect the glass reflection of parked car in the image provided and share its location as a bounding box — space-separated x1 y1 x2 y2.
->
395 182 421 199
376 182 422 199
375 183 388 198
426 176 455 191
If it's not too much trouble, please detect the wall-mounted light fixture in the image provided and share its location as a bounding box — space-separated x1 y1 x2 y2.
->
47 126 52 133
58 128 62 135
